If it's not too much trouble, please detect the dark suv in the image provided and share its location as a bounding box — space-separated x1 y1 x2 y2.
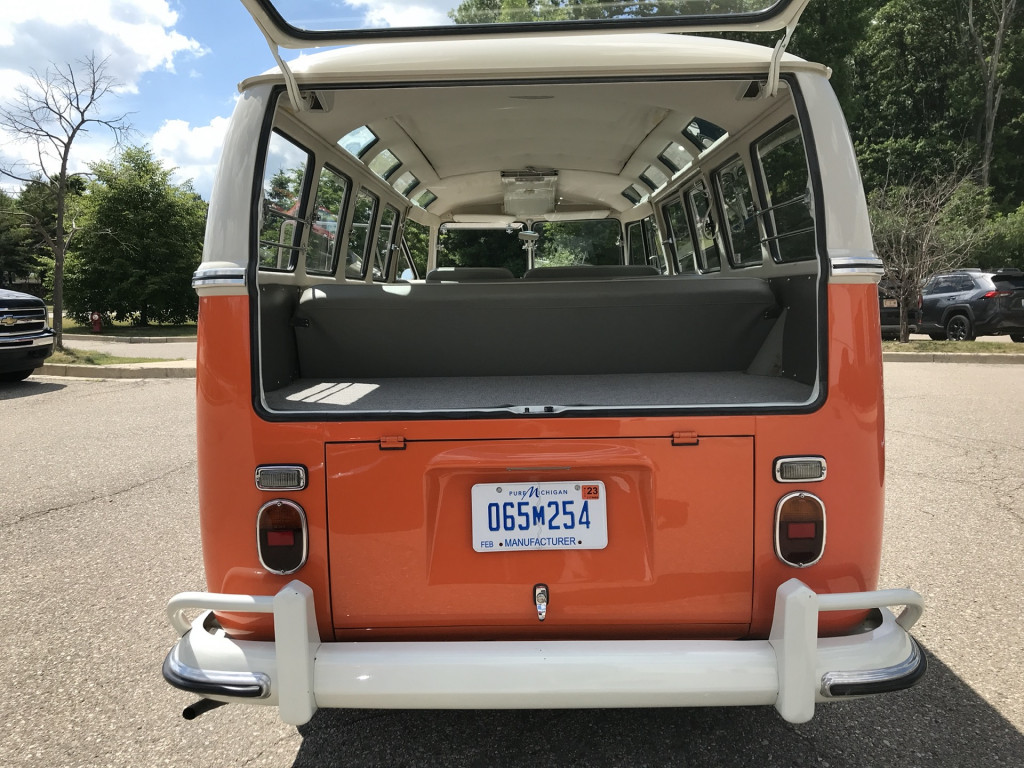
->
0 288 55 382
919 269 1024 342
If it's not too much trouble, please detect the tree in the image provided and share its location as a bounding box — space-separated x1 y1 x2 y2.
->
965 0 1020 190
0 54 131 348
869 176 990 341
64 147 206 325
0 190 37 287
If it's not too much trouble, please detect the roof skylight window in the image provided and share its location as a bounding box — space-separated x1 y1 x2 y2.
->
681 117 726 152
621 185 643 205
412 189 437 208
368 149 402 179
640 165 669 191
338 126 378 157
392 171 420 196
658 142 691 174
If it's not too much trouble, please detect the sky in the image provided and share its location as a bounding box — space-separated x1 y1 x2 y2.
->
0 0 458 200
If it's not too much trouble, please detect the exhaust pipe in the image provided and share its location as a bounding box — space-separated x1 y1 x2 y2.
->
182 698 227 720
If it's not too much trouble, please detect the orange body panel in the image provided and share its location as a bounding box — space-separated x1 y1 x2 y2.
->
195 281 885 642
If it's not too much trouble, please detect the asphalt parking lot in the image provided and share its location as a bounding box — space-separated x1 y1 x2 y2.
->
0 362 1021 767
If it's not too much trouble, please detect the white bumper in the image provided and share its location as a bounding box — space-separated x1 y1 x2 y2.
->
163 578 924 726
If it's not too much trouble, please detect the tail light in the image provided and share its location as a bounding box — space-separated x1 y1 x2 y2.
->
774 492 825 567
257 499 308 574
983 290 1012 299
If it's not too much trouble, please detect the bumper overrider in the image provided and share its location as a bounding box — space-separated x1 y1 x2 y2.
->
162 579 925 725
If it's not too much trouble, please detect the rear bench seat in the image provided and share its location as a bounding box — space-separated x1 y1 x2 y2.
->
291 277 780 379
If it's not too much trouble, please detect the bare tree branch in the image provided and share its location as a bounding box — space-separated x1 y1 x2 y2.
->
0 53 133 349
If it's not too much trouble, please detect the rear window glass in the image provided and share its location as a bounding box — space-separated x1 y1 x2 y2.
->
438 227 528 277
532 220 622 267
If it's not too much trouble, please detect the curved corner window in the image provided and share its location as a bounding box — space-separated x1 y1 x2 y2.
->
339 125 378 157
754 120 816 263
258 130 311 272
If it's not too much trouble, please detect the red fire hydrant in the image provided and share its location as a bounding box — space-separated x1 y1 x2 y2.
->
90 312 102 333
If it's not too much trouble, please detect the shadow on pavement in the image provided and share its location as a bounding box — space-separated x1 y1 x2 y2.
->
0 379 66 399
291 645 1023 767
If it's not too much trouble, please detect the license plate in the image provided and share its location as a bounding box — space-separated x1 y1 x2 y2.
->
883 298 898 308
471 481 608 552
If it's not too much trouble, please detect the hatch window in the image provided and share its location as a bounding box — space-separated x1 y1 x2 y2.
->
259 131 311 272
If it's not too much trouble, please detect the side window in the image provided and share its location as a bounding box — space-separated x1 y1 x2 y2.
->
661 197 696 274
346 189 378 279
374 205 399 281
958 276 976 292
643 217 668 274
754 121 815 263
715 156 762 267
307 165 350 275
403 219 430 278
686 182 721 272
259 131 311 271
626 221 647 266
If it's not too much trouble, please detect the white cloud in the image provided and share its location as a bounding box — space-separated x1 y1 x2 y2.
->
151 115 231 198
0 1 204 94
343 0 454 29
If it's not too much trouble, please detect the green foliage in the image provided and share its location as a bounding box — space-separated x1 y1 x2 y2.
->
0 190 37 286
975 204 1024 270
438 228 528 276
64 146 207 325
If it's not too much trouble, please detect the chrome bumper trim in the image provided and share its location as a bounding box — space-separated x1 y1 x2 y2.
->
820 636 927 697
0 331 55 348
163 635 271 699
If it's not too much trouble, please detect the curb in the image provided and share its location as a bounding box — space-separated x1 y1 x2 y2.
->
38 363 196 379
882 352 1024 365
63 333 197 344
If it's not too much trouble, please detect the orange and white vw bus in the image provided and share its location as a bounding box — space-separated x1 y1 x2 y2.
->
164 0 925 725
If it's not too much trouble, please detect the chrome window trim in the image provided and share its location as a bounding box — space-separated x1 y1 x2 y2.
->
255 464 308 491
192 266 247 288
256 499 309 575
773 491 826 568
773 456 827 483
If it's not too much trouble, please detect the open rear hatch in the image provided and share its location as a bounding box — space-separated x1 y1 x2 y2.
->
326 433 754 640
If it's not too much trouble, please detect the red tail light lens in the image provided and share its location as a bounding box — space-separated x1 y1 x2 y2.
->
775 492 825 567
983 290 1012 299
257 499 308 574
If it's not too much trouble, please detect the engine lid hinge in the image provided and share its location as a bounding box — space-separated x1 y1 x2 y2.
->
672 431 700 446
379 436 407 451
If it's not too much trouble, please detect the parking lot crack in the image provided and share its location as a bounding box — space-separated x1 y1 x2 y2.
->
12 461 196 525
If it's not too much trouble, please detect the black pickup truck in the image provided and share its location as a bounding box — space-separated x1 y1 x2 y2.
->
0 288 55 382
